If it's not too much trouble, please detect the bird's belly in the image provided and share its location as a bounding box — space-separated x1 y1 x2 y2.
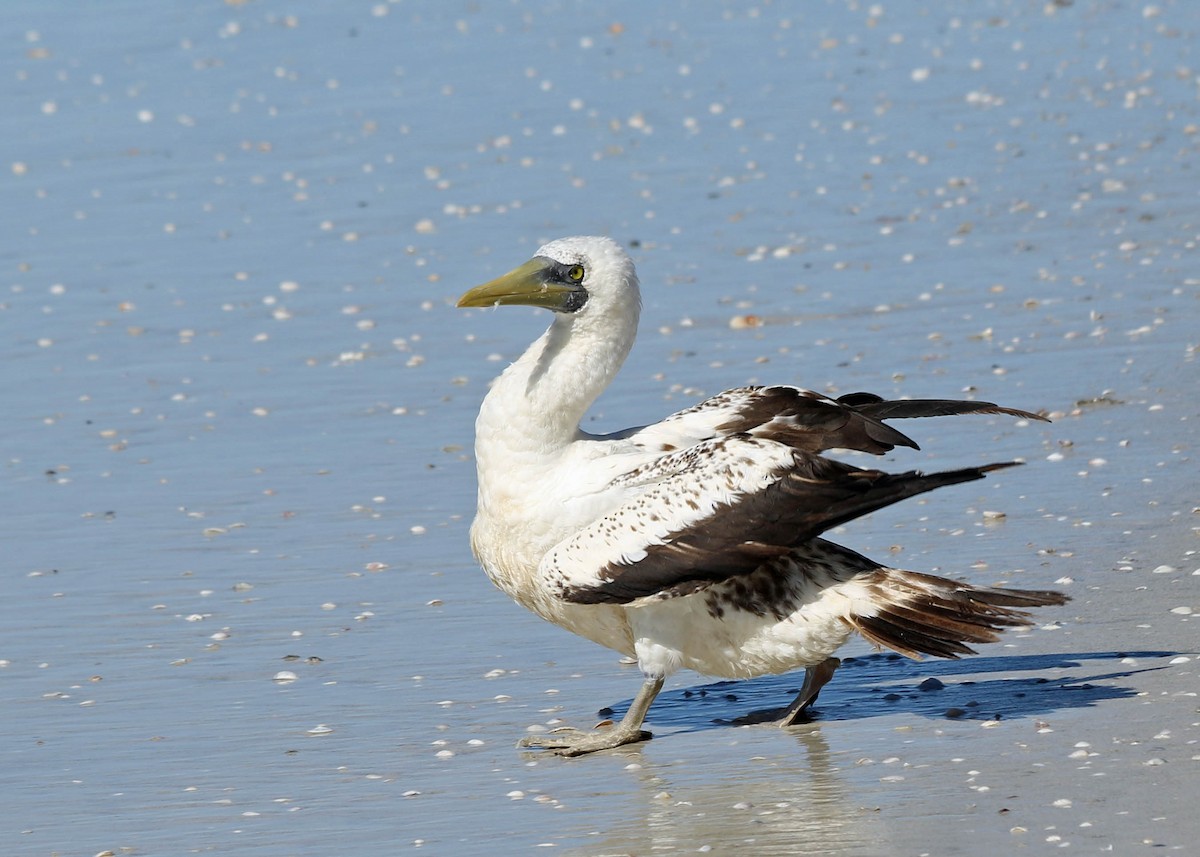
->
627 593 856 680
473 512 855 679
549 602 636 657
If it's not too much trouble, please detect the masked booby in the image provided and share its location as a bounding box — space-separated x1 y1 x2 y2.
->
457 236 1068 756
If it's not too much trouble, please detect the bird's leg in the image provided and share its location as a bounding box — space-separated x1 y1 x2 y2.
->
778 657 840 726
518 675 665 757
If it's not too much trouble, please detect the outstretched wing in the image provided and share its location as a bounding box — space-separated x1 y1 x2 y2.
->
623 385 1045 456
541 434 1019 605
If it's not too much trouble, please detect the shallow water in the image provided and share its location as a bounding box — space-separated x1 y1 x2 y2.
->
3 1 1198 854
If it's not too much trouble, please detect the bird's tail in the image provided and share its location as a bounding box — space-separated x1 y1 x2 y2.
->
843 568 1070 659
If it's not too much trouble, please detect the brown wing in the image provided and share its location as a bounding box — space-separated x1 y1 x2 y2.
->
632 385 1047 457
547 435 1021 605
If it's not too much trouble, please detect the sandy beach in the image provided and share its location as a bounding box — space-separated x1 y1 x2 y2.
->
3 1 1196 854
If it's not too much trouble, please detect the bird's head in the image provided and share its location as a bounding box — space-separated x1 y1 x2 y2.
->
457 236 641 327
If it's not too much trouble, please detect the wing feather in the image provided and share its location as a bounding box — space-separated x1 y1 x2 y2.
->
623 385 1045 457
543 435 1021 605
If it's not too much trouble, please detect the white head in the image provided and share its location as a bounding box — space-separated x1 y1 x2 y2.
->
457 236 641 336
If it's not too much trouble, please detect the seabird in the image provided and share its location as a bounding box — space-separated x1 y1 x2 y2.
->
457 235 1068 756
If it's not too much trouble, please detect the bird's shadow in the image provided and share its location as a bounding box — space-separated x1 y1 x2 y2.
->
601 650 1182 732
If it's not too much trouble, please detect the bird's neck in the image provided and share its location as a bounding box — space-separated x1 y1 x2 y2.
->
476 313 636 456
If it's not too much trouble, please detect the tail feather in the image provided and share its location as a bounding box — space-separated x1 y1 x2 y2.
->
844 569 1070 660
853 612 982 659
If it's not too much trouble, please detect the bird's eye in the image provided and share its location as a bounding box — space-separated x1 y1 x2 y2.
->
567 265 585 282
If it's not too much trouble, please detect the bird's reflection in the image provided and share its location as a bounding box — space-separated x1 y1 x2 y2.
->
561 724 885 856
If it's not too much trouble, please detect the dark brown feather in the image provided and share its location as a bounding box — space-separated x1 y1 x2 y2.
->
838 392 1049 424
563 458 1022 605
845 569 1070 660
705 386 1048 457
716 386 920 455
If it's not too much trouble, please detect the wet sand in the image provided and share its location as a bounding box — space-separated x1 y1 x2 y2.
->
2 1 1196 854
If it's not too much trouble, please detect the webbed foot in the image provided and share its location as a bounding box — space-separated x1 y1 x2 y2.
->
778 657 841 726
518 724 652 756
517 675 664 757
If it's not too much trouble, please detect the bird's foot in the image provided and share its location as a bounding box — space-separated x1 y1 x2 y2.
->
778 657 841 727
517 724 652 757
